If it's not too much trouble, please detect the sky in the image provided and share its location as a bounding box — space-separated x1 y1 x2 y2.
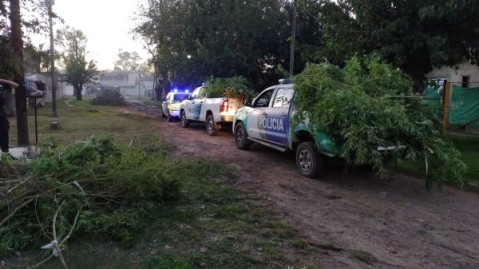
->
37 0 149 70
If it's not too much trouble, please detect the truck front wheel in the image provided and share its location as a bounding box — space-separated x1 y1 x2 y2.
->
234 122 252 149
206 114 219 136
180 111 189 128
296 142 324 178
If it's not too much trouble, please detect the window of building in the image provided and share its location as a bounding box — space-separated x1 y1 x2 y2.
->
461 76 470 88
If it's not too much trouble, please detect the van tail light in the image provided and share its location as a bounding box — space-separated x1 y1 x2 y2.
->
220 99 229 113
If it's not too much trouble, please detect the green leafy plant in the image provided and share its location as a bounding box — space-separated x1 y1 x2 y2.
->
0 136 179 257
294 56 467 186
202 76 254 102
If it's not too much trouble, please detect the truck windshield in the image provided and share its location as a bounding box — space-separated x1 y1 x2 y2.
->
173 94 189 101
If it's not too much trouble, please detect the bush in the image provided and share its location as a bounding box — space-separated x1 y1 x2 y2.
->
294 56 466 186
92 87 125 106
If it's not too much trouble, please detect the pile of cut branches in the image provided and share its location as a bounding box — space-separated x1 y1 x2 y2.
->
294 57 466 186
92 86 125 106
0 136 179 266
203 76 254 102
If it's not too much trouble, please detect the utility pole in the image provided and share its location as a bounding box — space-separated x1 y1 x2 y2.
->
9 0 30 145
138 68 141 97
289 0 297 78
47 0 57 117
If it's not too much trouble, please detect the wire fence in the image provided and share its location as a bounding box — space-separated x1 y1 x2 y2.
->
425 80 479 134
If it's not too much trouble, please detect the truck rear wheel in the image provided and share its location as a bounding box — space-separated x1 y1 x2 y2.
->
296 142 324 178
180 111 189 128
234 122 252 149
206 114 219 136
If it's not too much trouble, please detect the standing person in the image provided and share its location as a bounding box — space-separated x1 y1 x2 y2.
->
0 79 18 156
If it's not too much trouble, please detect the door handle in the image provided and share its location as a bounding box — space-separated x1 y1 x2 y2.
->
281 113 288 117
262 112 267 116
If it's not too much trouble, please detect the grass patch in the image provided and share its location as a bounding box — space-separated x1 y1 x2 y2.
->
9 97 158 146
137 97 161 106
447 135 479 186
3 98 321 268
69 98 94 107
397 134 479 186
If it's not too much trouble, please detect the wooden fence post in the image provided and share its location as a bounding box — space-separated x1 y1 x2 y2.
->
442 80 451 133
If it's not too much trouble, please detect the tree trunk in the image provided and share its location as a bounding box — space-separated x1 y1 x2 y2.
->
9 0 29 146
47 0 57 117
75 85 82 100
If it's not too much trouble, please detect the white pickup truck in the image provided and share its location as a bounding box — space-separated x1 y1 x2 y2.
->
179 85 243 136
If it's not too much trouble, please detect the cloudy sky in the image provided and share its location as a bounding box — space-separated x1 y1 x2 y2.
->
40 0 149 70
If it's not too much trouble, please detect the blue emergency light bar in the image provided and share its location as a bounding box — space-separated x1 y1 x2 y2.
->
170 88 190 93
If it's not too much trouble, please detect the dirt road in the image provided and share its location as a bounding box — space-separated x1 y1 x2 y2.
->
131 102 479 269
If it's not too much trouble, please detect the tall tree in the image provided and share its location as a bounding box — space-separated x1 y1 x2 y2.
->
56 27 97 100
114 50 142 71
136 0 292 91
9 0 29 145
24 43 50 73
317 0 479 90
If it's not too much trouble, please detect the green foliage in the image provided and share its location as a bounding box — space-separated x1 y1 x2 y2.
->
317 0 479 90
24 43 51 73
0 136 180 255
203 76 254 101
0 36 21 79
136 0 294 90
92 87 126 106
294 56 467 185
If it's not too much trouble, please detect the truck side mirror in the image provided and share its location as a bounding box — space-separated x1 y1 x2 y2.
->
244 99 252 106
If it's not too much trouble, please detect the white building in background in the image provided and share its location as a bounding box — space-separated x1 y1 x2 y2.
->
426 62 479 88
97 70 154 97
59 70 155 97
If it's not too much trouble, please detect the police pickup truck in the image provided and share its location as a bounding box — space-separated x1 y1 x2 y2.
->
179 85 243 136
161 89 190 122
232 79 342 178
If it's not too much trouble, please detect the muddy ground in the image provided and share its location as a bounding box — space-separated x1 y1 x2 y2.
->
130 102 479 269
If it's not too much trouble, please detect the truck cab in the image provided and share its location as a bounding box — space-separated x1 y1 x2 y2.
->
233 79 339 178
236 83 294 147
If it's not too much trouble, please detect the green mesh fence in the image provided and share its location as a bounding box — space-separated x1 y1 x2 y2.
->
449 85 479 126
422 87 442 120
